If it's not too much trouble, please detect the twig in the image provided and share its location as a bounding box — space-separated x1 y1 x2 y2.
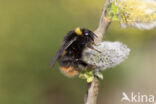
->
85 78 99 104
85 0 112 104
94 0 111 43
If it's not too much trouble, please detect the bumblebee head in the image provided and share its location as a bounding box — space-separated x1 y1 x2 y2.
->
82 28 97 42
74 27 96 39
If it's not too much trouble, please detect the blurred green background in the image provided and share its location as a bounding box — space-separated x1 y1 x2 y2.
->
0 0 156 104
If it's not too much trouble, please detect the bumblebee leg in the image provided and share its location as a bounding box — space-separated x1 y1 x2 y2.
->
93 41 100 46
86 63 97 69
87 45 101 53
75 59 88 68
75 59 96 70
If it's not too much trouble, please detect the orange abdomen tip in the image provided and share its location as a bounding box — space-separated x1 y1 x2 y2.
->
60 66 78 77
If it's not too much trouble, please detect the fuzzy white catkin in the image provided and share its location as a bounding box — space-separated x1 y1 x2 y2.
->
83 41 130 71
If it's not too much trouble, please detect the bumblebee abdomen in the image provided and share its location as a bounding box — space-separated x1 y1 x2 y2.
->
59 66 78 77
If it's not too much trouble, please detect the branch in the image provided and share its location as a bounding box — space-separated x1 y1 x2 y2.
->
94 0 111 43
85 0 112 104
85 78 99 104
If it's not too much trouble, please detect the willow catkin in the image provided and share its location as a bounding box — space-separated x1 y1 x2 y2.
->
83 41 130 71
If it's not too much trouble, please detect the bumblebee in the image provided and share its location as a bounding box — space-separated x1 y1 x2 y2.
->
50 27 98 77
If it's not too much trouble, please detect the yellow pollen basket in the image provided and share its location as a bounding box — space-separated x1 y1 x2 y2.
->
75 27 82 35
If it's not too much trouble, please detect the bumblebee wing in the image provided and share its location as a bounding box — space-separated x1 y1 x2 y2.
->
50 37 77 67
50 48 64 67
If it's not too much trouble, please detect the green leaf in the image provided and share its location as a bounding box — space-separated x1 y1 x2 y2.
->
79 70 94 82
94 71 103 80
106 2 119 21
87 76 94 83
